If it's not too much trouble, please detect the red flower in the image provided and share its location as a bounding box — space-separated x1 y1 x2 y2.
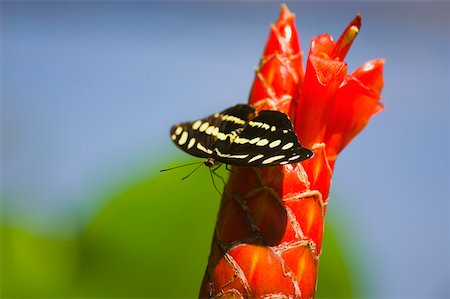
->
200 5 384 298
294 13 384 160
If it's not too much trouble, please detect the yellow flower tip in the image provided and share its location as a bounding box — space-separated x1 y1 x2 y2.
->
331 13 362 61
346 25 360 43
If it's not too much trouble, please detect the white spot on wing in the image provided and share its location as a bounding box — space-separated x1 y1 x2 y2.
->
171 134 176 141
206 126 215 135
175 127 183 135
269 140 281 148
256 139 269 146
187 138 196 149
217 132 227 141
222 115 245 125
178 131 188 145
282 142 294 150
288 155 300 161
192 120 202 130
197 142 212 154
229 131 239 143
249 137 260 144
199 122 209 132
248 154 264 163
234 137 249 144
214 148 248 159
262 155 285 164
248 121 270 130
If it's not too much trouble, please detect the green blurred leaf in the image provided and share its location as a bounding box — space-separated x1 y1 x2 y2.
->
1 224 78 298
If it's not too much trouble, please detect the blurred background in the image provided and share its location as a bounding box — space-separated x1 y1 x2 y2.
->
1 2 449 298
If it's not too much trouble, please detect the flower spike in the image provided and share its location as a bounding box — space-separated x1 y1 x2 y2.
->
331 13 362 61
199 5 384 298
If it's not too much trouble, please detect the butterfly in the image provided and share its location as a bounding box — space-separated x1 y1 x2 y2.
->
169 104 313 168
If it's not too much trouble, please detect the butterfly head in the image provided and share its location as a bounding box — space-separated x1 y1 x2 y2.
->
204 157 218 168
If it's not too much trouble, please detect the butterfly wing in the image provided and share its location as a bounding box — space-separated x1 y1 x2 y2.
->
213 110 313 166
170 121 213 159
170 104 255 159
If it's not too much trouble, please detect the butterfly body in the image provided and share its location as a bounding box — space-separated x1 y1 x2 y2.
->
170 104 313 167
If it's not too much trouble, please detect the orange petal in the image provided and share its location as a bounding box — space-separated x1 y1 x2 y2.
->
352 58 385 94
324 75 383 159
294 54 347 148
309 34 335 58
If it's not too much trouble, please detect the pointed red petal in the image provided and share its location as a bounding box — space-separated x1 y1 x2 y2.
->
324 74 383 158
331 14 362 61
294 54 347 148
352 58 385 94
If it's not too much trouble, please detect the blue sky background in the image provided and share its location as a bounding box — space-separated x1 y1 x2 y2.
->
2 2 449 298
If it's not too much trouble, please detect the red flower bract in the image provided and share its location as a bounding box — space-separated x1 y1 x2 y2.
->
250 4 303 116
294 13 384 160
199 5 384 298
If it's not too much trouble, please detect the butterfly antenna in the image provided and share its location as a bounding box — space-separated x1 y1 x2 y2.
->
160 161 203 172
181 162 204 180
209 167 223 196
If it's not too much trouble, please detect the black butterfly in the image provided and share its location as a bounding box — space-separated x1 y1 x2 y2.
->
169 104 313 168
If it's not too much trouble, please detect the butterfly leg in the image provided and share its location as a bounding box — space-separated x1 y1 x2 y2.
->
211 164 226 186
225 164 234 173
208 168 223 196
